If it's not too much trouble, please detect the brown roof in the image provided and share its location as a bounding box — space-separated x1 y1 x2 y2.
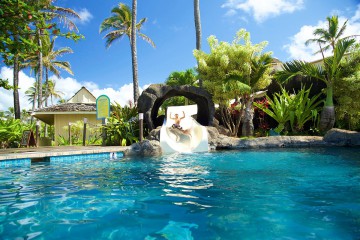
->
35 103 96 113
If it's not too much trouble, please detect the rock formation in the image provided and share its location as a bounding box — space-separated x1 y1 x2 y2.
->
138 84 215 130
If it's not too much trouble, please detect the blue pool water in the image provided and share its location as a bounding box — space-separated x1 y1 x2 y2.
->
0 148 359 239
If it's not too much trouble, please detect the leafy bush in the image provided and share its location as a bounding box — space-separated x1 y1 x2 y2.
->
57 120 101 146
254 86 322 134
0 118 35 148
105 102 140 146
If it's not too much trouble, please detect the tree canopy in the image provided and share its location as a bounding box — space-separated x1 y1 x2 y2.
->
193 29 272 105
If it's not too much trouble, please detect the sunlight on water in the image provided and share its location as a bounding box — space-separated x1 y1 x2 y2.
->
0 148 359 239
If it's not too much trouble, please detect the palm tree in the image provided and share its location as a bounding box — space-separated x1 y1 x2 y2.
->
42 36 73 106
45 79 64 105
305 15 356 56
35 1 80 108
23 35 73 107
131 0 139 104
194 0 202 87
100 3 155 104
276 38 355 132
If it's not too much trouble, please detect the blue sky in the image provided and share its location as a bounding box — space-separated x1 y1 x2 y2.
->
1 0 360 111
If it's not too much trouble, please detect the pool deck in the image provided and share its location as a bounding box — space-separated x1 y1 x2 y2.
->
0 145 130 161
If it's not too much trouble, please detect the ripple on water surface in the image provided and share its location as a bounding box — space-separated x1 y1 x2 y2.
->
0 148 359 239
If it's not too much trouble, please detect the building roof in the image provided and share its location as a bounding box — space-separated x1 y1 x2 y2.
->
34 103 96 113
33 103 96 124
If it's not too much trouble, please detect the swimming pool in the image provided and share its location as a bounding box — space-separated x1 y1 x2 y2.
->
0 147 359 239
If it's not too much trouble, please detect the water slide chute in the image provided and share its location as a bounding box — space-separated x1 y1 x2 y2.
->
160 105 209 154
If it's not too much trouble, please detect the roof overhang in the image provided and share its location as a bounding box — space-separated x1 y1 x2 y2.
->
33 111 96 125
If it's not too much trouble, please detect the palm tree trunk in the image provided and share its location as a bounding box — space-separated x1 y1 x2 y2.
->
45 68 49 107
13 53 21 119
319 85 335 132
37 27 43 109
194 0 202 88
131 0 140 104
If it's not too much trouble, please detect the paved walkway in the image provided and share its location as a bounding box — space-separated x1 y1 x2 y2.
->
0 145 129 161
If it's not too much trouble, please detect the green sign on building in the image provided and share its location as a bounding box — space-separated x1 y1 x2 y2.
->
96 95 110 120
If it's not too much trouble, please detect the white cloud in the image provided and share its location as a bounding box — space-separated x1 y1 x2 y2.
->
0 67 35 111
222 0 304 23
73 8 93 25
284 5 360 62
0 67 150 111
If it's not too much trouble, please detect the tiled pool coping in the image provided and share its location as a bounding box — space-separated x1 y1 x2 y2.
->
0 146 129 162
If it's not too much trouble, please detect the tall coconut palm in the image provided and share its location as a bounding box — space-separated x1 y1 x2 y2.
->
131 0 139 104
194 0 202 87
35 0 80 108
46 79 64 105
23 35 73 107
42 36 73 106
100 3 155 104
276 38 355 132
305 15 355 56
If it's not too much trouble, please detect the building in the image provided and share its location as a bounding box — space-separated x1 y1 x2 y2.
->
33 86 102 145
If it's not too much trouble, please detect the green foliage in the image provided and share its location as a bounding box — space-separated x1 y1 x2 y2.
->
99 3 155 48
0 79 12 90
166 68 198 86
0 0 83 65
105 102 139 146
194 29 272 104
0 118 34 148
58 121 101 146
254 87 322 134
194 29 273 136
334 71 360 131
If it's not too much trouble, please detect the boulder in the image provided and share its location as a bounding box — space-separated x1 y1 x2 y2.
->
138 84 215 130
323 128 360 146
211 135 325 149
123 140 162 157
147 127 161 141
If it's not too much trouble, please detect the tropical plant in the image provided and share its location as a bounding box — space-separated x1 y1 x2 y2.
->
0 0 45 119
164 68 198 106
254 86 322 134
276 38 355 132
105 102 139 146
100 3 155 104
1 0 82 118
194 29 272 136
45 79 64 105
0 118 35 148
305 15 357 55
34 1 81 109
58 120 101 146
331 43 360 131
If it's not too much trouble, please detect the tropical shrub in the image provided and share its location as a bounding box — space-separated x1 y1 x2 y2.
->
194 29 273 137
0 118 35 148
58 121 101 146
105 102 139 146
334 44 360 131
254 86 322 134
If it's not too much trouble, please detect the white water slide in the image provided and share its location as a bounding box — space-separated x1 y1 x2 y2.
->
160 105 209 154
